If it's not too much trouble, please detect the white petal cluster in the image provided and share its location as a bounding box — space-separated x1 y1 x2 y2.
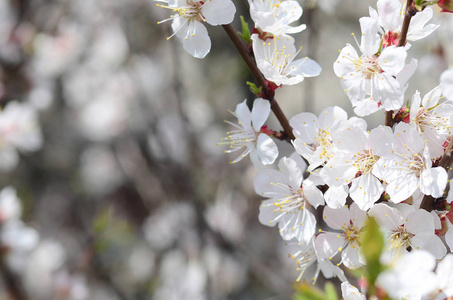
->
219 98 278 166
0 101 43 172
255 154 324 243
334 0 438 116
334 17 410 115
370 0 439 45
373 122 448 203
248 0 321 86
369 203 446 259
156 0 236 58
316 203 367 269
214 0 453 291
252 34 321 86
409 87 453 159
248 0 307 36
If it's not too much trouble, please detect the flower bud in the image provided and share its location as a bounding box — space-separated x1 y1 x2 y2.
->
438 0 453 13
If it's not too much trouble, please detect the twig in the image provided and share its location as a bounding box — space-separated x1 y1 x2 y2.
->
222 24 295 141
385 0 416 128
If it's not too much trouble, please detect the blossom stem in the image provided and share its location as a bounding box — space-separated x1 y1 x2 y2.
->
222 24 295 141
384 111 393 127
385 0 417 128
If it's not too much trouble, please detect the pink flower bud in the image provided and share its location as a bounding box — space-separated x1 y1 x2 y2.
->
438 0 453 13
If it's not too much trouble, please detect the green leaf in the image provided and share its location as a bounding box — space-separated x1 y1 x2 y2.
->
246 81 262 96
237 16 251 43
360 217 386 294
324 282 339 300
293 283 325 300
92 208 111 233
293 282 339 300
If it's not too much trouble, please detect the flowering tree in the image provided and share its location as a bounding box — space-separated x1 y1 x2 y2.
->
156 0 453 298
1 0 453 299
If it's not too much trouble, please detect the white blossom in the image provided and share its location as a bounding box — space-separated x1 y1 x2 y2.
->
248 0 306 36
156 0 236 58
370 0 439 45
254 155 324 243
334 17 409 115
252 34 321 86
321 124 393 210
372 122 448 203
369 203 447 259
410 87 453 159
315 203 367 269
219 98 278 166
377 250 438 299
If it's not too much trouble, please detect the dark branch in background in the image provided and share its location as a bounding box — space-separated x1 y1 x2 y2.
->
385 0 416 127
0 253 29 300
222 24 295 141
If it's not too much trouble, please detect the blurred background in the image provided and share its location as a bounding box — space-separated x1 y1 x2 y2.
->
0 0 452 299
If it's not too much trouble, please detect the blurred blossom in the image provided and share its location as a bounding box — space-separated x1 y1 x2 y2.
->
143 202 196 250
2 220 39 273
32 22 85 78
182 99 215 132
0 186 22 222
205 189 247 242
130 56 168 99
317 0 341 14
77 72 134 141
79 146 123 195
0 101 42 172
127 244 155 283
27 80 55 110
154 250 207 300
203 246 247 296
54 271 89 300
87 23 129 70
156 113 189 164
24 240 67 298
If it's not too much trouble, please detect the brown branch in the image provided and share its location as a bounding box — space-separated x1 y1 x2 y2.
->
222 24 295 141
384 111 394 127
397 0 417 48
385 0 417 128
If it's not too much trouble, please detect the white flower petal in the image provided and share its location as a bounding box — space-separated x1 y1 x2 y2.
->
411 232 446 260
256 133 278 165
172 18 211 59
368 203 401 231
441 68 453 100
324 185 348 209
323 205 350 230
420 167 448 198
203 0 236 25
251 98 270 131
350 174 383 211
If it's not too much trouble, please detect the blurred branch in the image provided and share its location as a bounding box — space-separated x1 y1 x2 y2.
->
0 253 29 300
114 139 164 210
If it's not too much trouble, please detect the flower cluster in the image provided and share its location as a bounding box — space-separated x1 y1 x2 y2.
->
249 0 322 86
156 0 453 298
